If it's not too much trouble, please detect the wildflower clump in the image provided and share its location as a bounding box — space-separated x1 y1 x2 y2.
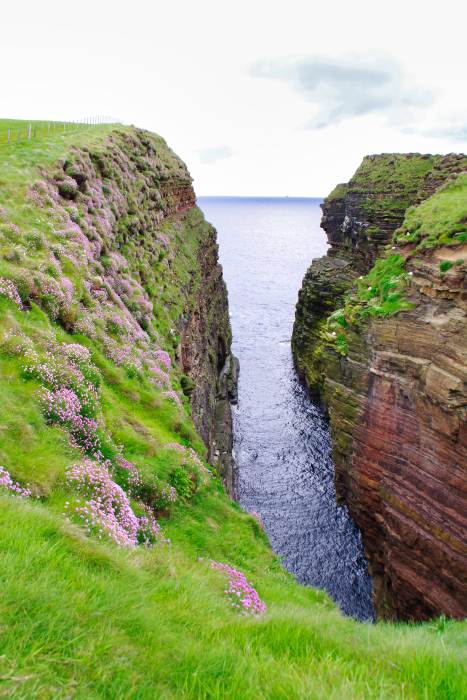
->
0 466 31 497
0 277 23 309
65 460 164 548
249 511 265 530
66 460 139 546
167 442 210 476
137 506 164 547
16 338 166 547
115 455 143 495
162 389 182 406
210 561 266 616
155 349 171 371
23 342 104 461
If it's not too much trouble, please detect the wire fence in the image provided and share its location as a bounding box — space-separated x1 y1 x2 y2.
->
0 116 122 147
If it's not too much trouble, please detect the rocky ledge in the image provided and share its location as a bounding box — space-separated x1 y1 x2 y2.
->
292 153 467 620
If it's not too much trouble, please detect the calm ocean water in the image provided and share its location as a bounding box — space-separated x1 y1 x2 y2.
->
198 196 374 620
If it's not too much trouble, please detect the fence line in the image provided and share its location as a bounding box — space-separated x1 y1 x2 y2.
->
0 116 123 147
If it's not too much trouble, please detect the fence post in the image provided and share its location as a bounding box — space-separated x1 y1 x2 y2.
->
27 123 31 140
7 128 11 145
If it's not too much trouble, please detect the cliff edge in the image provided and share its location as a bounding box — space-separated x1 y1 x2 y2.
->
0 125 465 696
292 153 467 620
0 125 237 493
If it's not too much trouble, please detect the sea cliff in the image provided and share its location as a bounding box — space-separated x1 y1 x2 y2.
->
292 153 467 620
0 125 236 491
0 124 465 697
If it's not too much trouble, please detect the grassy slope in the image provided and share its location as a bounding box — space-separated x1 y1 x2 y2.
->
349 154 436 192
0 129 466 699
0 118 107 146
341 154 437 226
395 172 467 249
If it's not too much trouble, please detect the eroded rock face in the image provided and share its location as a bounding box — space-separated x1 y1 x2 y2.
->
293 153 467 620
178 218 238 493
328 254 467 620
42 128 237 489
293 154 467 397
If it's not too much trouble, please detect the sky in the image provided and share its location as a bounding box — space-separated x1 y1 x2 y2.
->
1 0 466 196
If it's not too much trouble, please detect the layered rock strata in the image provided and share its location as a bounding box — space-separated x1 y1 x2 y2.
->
179 216 239 493
292 153 467 620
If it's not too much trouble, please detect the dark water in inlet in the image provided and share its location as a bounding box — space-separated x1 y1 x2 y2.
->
198 197 374 621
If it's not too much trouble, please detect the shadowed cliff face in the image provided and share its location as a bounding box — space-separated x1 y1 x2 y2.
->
292 153 467 620
179 223 238 492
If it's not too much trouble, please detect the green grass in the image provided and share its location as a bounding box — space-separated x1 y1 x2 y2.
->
321 155 447 252
0 118 115 147
341 154 438 223
0 126 466 698
323 154 437 211
324 182 348 203
324 169 467 355
323 255 414 355
352 255 414 316
349 154 436 193
1 493 466 699
394 172 467 250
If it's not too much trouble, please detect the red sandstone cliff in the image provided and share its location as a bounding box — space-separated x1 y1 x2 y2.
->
293 154 467 620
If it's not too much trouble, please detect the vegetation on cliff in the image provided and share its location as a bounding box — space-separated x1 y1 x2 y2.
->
292 152 467 623
324 171 467 355
0 128 465 697
291 153 455 389
394 171 467 249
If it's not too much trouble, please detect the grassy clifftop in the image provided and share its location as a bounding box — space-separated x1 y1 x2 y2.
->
324 170 467 349
0 128 465 698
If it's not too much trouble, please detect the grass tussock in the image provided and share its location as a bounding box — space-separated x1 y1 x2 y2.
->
394 172 467 250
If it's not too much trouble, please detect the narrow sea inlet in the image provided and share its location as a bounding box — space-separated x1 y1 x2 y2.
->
198 196 374 621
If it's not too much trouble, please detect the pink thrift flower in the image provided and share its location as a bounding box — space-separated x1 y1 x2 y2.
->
210 561 266 616
0 278 23 309
0 466 31 498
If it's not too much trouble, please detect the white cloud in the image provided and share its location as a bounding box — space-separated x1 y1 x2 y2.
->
403 123 467 142
198 146 234 164
0 0 465 195
249 54 433 129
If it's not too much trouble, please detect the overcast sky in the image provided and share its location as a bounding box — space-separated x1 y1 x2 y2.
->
1 0 466 195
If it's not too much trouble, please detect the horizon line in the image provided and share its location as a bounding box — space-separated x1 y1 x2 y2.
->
196 194 324 199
